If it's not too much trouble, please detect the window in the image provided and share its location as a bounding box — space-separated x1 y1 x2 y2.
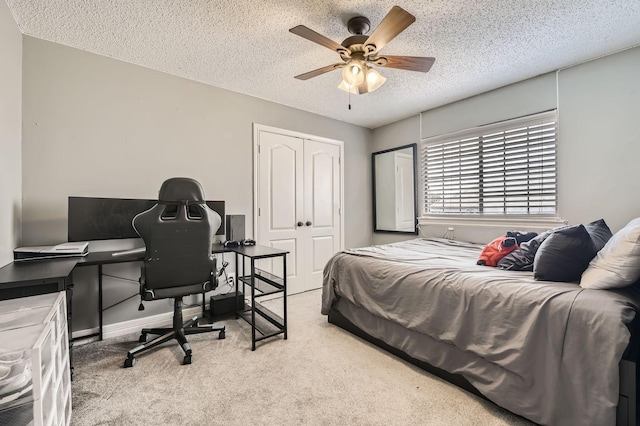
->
421 111 557 218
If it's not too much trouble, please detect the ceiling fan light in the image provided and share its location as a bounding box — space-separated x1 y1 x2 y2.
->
338 80 358 94
341 60 365 86
365 67 386 92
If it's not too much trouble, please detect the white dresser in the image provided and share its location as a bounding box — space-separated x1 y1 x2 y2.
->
0 292 71 426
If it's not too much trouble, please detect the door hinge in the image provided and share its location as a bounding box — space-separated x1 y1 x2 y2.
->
258 208 261 216
258 144 260 154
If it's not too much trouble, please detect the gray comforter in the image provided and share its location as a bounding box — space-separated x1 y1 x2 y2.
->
322 238 640 426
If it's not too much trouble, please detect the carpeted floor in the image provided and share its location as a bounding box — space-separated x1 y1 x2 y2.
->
70 289 532 425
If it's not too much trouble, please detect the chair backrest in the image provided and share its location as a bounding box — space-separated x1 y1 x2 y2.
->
133 178 221 298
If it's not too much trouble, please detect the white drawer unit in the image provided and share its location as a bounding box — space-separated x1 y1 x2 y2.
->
0 292 71 426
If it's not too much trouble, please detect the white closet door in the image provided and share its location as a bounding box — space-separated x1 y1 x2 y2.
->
303 139 342 291
256 131 304 293
255 126 343 296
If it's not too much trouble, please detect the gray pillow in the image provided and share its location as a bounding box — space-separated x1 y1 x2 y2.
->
497 227 566 271
533 225 596 282
584 218 613 252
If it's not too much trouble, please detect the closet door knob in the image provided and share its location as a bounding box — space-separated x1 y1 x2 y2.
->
305 221 312 226
297 221 304 227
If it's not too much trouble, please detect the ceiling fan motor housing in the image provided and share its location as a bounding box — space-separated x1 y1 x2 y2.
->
347 16 371 35
341 35 368 50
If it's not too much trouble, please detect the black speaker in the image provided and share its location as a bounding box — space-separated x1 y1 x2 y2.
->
225 214 245 243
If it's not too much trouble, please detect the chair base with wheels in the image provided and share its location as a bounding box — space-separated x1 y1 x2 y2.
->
124 297 225 368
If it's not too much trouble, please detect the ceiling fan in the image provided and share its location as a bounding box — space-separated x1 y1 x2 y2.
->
289 6 435 95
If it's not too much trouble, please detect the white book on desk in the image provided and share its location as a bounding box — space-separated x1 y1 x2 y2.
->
14 242 89 261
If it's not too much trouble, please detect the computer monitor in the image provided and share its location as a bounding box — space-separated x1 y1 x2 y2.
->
68 197 225 242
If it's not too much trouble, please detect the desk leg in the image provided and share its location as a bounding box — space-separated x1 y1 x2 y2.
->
235 252 239 319
98 265 103 341
251 257 256 351
283 255 287 340
202 291 206 319
67 273 74 380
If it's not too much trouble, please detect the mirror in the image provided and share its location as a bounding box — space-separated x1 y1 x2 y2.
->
373 144 418 234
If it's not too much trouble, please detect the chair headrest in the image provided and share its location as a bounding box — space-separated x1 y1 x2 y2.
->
158 178 205 203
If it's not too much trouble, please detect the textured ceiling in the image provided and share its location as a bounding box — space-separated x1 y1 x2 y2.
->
6 0 640 129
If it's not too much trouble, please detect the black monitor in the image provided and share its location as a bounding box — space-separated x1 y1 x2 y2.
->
68 197 225 242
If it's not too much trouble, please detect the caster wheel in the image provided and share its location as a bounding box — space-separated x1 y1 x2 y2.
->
193 321 199 327
124 357 136 368
138 333 146 343
183 355 192 365
219 330 226 339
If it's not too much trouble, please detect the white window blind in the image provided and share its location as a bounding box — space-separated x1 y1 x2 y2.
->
421 111 557 217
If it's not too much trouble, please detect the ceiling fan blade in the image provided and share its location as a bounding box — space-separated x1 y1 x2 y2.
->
363 6 416 55
289 25 350 55
375 56 435 72
294 63 343 80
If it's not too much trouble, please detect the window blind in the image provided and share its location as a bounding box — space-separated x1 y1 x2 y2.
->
421 111 557 216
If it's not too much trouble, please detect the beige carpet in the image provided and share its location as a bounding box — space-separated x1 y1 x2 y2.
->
70 289 532 425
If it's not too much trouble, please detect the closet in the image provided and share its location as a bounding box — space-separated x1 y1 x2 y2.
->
254 125 343 295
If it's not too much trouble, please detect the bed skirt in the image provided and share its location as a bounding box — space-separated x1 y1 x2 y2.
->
328 304 639 426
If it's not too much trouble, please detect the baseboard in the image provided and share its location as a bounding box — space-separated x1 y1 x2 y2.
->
71 305 204 342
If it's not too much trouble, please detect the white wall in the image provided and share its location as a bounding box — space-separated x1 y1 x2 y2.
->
21 36 372 332
372 46 640 245
0 1 22 267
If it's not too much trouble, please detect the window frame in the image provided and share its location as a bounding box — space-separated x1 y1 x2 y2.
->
419 110 565 229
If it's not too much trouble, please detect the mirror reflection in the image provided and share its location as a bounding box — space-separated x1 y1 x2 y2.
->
373 144 418 234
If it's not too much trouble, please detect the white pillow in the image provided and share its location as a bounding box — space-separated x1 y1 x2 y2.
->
580 218 640 289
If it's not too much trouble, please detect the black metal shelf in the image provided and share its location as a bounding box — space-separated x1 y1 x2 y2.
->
233 245 288 350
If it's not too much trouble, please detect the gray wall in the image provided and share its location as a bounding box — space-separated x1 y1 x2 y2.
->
0 1 22 267
371 115 421 245
21 36 372 333
372 46 640 244
558 46 640 233
420 72 557 139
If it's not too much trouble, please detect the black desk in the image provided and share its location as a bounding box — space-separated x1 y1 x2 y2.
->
74 250 146 341
0 254 141 347
0 258 77 300
74 247 231 341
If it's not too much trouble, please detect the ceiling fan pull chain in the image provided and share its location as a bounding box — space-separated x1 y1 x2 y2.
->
348 89 351 110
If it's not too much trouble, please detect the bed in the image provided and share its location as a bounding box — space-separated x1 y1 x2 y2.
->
321 238 640 426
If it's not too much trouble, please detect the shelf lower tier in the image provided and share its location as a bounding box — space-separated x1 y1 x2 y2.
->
238 302 285 341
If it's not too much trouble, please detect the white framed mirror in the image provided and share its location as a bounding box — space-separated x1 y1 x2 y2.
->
372 144 418 234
